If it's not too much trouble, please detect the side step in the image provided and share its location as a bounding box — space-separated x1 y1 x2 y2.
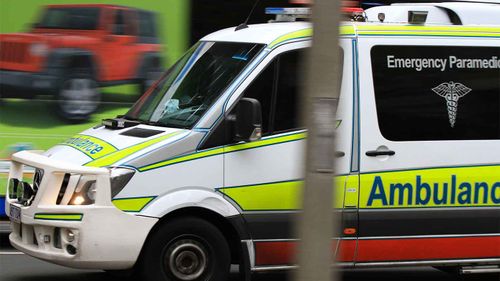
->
0 220 11 234
461 265 500 274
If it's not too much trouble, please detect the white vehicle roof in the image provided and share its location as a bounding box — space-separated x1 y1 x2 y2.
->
201 2 500 46
366 2 500 25
201 22 312 46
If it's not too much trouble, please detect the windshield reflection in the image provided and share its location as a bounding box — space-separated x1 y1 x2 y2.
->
125 42 264 129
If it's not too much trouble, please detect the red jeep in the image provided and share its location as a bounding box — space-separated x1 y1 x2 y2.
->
0 4 163 121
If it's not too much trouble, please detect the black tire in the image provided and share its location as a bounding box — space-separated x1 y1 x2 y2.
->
55 68 100 122
138 216 231 281
139 66 163 95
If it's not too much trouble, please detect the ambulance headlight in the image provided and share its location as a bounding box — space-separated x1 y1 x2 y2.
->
70 180 96 205
69 168 135 205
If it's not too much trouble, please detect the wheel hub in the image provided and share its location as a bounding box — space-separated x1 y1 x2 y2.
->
166 239 208 281
59 78 99 116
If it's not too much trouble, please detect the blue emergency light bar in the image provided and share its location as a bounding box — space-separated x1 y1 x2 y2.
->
265 7 311 16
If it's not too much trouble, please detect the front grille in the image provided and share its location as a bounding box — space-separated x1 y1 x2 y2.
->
23 168 44 206
0 41 29 63
33 168 43 193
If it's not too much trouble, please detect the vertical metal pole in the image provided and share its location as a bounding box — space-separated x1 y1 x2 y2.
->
294 0 341 281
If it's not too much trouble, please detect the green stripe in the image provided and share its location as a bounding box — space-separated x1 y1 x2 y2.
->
268 25 500 50
112 196 155 212
219 177 346 211
139 131 306 172
268 26 356 49
34 213 83 221
85 132 182 167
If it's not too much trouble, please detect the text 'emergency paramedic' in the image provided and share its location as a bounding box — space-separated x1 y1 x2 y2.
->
387 55 500 71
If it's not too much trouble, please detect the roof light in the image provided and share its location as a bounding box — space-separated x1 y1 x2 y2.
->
266 7 311 22
265 7 311 16
408 11 428 24
266 7 365 22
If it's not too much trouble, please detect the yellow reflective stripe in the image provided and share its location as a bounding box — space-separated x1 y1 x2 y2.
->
139 147 225 171
268 28 312 49
220 177 346 211
85 132 181 167
34 213 83 221
268 26 357 49
112 197 155 212
60 135 117 160
356 25 500 37
224 132 306 153
139 131 306 172
344 175 359 208
268 25 500 50
268 26 356 49
360 165 500 209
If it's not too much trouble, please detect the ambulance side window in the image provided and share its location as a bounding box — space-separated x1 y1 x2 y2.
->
240 59 277 135
200 49 305 149
371 46 500 141
273 49 304 133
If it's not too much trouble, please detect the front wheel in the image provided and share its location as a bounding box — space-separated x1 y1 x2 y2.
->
56 69 100 122
139 217 231 281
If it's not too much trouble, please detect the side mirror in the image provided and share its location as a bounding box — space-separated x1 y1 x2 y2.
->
234 98 263 142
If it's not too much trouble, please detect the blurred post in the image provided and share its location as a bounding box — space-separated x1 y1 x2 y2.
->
294 0 341 281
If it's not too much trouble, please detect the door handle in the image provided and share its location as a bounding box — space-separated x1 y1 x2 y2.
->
365 150 395 157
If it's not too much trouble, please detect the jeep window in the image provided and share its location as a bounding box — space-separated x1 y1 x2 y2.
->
371 46 500 141
125 42 264 129
138 11 158 41
37 7 100 30
113 9 134 35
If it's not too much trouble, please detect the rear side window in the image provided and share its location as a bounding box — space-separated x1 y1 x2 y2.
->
371 46 500 141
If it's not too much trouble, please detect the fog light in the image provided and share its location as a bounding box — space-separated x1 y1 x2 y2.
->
67 245 77 255
66 229 75 242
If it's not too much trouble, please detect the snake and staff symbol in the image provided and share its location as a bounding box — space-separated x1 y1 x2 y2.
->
431 82 472 128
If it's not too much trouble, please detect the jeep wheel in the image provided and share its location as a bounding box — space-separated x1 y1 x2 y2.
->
139 217 231 281
56 69 100 122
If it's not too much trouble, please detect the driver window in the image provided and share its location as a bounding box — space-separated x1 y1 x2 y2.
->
200 48 304 150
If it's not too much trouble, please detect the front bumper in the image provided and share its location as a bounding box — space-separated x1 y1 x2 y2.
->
5 151 158 270
0 69 58 97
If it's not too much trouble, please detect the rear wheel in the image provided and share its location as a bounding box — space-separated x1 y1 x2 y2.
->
139 217 231 281
56 68 100 122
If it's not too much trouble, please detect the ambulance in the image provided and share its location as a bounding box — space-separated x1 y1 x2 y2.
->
5 2 500 281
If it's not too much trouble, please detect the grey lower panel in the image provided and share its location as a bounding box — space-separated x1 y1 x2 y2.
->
358 207 500 237
242 210 356 240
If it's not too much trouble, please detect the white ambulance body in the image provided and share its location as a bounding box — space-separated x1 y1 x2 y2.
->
5 2 500 281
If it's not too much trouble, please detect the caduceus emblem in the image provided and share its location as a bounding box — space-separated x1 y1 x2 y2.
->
431 81 472 128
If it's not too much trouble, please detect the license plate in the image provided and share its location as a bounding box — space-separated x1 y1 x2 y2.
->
9 204 21 223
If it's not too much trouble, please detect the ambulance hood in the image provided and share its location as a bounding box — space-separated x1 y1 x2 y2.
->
44 125 187 167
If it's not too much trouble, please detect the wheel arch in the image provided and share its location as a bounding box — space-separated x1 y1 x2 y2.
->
137 188 251 266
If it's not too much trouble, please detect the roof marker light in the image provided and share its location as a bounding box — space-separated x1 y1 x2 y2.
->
408 11 428 25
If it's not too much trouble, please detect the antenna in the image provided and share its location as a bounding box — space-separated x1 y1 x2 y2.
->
235 0 261 31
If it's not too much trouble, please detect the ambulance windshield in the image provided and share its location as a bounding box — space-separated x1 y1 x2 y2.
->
125 41 264 129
